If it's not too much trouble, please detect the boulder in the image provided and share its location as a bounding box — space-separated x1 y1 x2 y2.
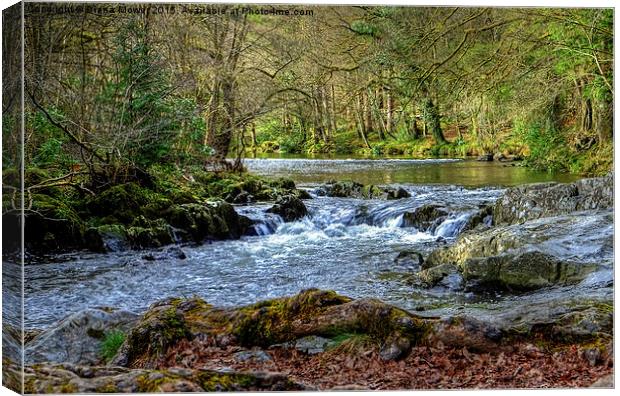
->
401 204 448 232
266 195 308 222
386 187 411 200
113 289 430 368
165 202 246 242
25 308 139 366
321 180 384 199
425 211 612 291
493 174 612 225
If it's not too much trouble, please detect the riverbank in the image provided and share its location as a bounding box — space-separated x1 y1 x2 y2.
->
4 172 613 391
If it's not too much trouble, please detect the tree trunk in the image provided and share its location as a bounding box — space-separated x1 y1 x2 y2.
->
422 97 446 144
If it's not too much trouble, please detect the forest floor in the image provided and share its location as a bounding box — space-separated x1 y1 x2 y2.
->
166 339 613 390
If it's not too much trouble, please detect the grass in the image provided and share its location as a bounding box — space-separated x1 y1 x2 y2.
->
100 330 126 362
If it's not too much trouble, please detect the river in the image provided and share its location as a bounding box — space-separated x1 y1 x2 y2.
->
22 157 606 330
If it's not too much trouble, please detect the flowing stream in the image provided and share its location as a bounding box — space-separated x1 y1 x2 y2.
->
22 157 607 330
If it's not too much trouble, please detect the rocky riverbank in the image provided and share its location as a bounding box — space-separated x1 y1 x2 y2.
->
4 174 613 391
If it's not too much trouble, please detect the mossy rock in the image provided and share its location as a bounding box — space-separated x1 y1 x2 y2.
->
164 202 244 242
114 289 431 367
86 183 154 223
126 219 174 249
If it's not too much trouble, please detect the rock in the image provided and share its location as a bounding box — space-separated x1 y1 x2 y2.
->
417 264 459 287
231 190 254 205
460 205 493 233
401 204 448 232
126 218 175 249
426 316 503 353
114 289 430 368
266 195 308 222
86 183 151 223
287 335 336 355
165 202 247 242
25 308 139 366
379 336 411 360
20 363 308 393
323 180 365 198
461 251 594 291
477 154 493 161
394 251 424 269
493 153 506 161
321 180 384 199
386 187 411 200
233 349 272 362
141 246 187 261
294 189 313 200
424 211 611 291
493 174 612 225
493 299 613 343
84 224 129 253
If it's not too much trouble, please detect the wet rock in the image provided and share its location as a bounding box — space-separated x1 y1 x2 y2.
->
20 364 308 393
460 205 493 233
266 195 308 222
165 202 247 242
84 224 129 253
141 246 187 261
294 189 313 200
494 174 613 225
425 211 612 291
477 154 494 161
25 308 139 366
386 187 411 200
417 264 459 288
394 251 424 269
401 204 448 232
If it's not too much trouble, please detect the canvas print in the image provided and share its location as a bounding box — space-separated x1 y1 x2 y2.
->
2 1 614 393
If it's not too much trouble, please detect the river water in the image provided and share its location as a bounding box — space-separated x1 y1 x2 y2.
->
23 157 607 330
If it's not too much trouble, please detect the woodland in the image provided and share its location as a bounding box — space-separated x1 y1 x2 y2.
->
3 4 614 186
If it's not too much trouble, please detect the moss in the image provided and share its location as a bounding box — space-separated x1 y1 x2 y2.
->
136 372 170 392
26 193 86 250
95 383 119 393
59 383 78 393
86 183 156 223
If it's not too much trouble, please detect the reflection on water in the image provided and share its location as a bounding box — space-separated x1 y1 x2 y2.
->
243 154 579 187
